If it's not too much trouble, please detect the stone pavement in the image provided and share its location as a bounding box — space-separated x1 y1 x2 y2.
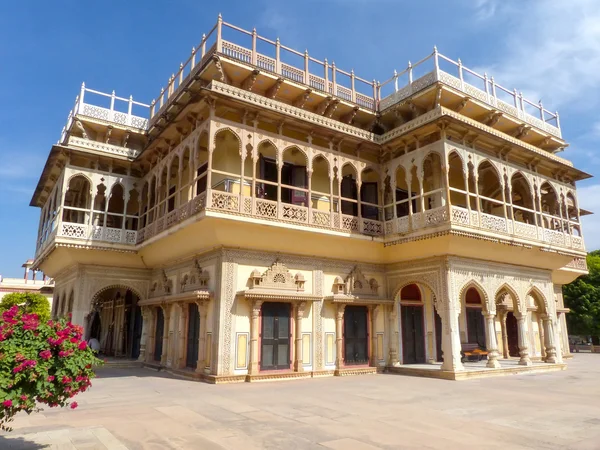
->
1 354 600 449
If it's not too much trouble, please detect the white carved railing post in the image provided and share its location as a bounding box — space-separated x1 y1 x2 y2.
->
555 111 561 130
408 61 413 84
332 62 337 96
216 14 223 53
394 69 398 92
538 100 544 121
191 46 196 68
110 90 116 122
433 46 440 80
483 73 490 103
350 69 356 102
179 63 184 85
458 58 464 90
304 50 309 85
201 34 207 57
251 28 257 65
324 58 329 92
490 76 497 105
275 38 281 74
513 88 519 110
79 82 86 110
150 99 156 118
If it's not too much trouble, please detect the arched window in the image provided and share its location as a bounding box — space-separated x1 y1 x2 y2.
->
256 141 278 201
194 132 209 196
422 152 443 210
477 161 503 217
92 183 107 226
340 164 358 217
464 287 485 348
212 129 242 194
105 184 124 229
311 155 330 213
448 152 466 208
360 167 379 220
510 172 534 223
400 284 421 302
281 146 308 206
540 182 560 229
394 165 411 218
62 175 91 224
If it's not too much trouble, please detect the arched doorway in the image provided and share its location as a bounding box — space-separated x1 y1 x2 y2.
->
344 305 369 365
400 284 426 364
505 312 519 357
90 287 142 359
465 288 485 348
496 287 521 358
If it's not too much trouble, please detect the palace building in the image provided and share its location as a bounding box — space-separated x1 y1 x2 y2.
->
30 15 590 381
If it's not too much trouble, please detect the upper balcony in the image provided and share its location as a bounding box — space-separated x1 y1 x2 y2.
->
145 15 563 143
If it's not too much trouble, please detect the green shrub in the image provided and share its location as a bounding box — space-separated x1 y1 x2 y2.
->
0 293 51 323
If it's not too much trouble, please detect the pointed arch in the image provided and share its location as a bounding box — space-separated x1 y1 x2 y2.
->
458 280 490 312
494 283 521 313
526 286 548 314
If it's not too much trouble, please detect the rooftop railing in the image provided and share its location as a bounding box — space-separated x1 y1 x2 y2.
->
59 84 150 144
60 15 563 140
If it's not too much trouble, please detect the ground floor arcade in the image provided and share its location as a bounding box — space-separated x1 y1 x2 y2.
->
52 250 571 382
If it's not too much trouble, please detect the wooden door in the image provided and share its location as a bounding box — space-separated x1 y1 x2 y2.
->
466 308 486 348
401 305 426 364
343 306 369 365
506 312 520 357
291 165 307 206
186 303 200 368
260 303 291 370
434 311 443 362
154 307 164 362
341 176 358 216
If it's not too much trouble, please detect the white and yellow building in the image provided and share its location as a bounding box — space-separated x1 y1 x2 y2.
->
30 16 590 381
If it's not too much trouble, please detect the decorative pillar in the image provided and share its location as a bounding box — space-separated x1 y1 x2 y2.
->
499 309 509 358
370 305 379 367
248 300 263 375
160 304 170 366
516 313 532 366
138 306 150 362
542 315 557 363
335 304 346 370
196 298 209 373
440 267 464 372
388 303 399 366
177 303 187 369
538 315 546 360
294 302 306 372
147 308 157 363
483 313 501 368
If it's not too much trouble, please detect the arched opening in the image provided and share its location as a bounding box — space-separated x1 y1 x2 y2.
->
566 193 578 222
527 290 547 360
448 152 467 208
399 284 426 364
496 287 520 358
311 155 330 213
106 184 124 229
340 164 358 217
92 183 107 226
409 165 420 213
464 287 485 349
256 140 278 201
510 172 534 224
89 287 142 359
195 132 209 196
281 146 308 206
62 175 91 224
167 155 180 213
394 165 412 218
477 161 503 217
212 129 242 193
126 189 139 231
422 152 444 210
540 182 561 230
360 167 379 220
180 147 192 204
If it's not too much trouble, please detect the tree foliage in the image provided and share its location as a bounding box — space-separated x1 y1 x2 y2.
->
0 306 103 431
563 250 600 339
0 293 51 323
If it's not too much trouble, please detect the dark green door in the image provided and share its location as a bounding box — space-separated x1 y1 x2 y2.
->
186 303 200 368
260 303 290 370
344 306 369 365
401 305 425 364
154 307 164 362
466 308 486 348
435 311 443 362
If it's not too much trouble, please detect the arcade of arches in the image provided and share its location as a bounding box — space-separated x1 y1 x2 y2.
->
53 253 569 382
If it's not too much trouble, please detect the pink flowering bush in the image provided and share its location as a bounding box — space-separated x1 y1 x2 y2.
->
0 306 103 431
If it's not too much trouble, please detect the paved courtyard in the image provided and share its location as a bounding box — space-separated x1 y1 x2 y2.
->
2 354 600 449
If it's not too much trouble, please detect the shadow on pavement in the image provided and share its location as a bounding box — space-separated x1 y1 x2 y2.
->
0 435 47 449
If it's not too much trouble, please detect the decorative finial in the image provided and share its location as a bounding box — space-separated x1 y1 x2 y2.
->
433 45 438 53
458 58 462 65
305 49 309 55
202 33 206 40
408 60 412 67
253 27 256 33
394 69 398 76
81 81 86 88
192 46 195 53
218 13 222 19
351 69 354 75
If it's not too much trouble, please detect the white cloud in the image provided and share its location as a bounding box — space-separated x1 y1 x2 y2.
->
577 184 600 251
475 0 600 110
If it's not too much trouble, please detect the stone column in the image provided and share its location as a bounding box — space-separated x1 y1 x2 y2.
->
138 306 150 362
440 305 464 372
294 302 306 372
516 313 532 366
483 313 501 368
248 300 263 375
542 315 557 363
177 303 187 369
538 315 546 360
370 305 379 367
160 304 170 366
500 312 509 359
195 299 209 373
388 303 399 366
147 308 156 363
335 304 346 370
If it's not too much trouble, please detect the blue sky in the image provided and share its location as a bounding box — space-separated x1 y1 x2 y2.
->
0 0 598 277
